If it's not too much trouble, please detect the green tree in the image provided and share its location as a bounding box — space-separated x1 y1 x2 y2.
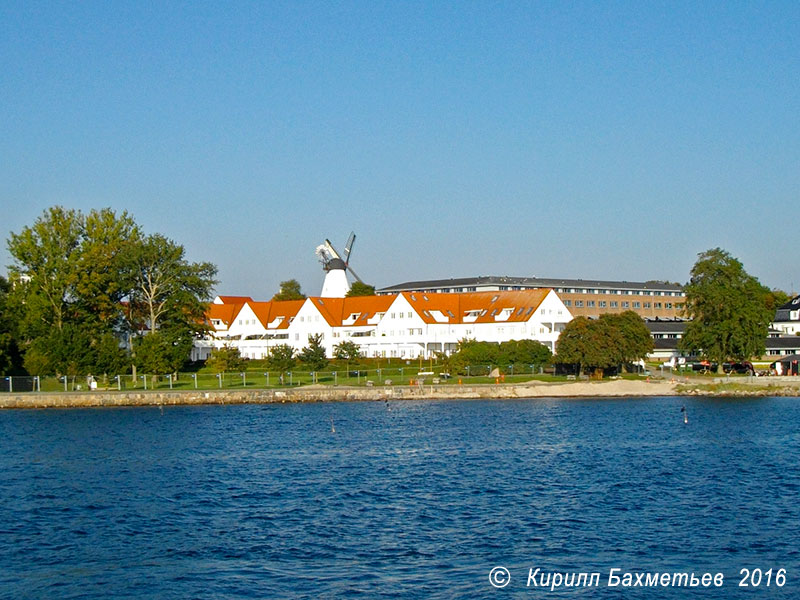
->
267 344 296 381
205 345 245 374
555 316 624 378
333 340 362 361
600 311 653 370
346 281 376 297
272 279 306 301
680 248 772 370
74 208 141 327
0 275 23 375
128 233 218 336
7 206 84 334
299 333 328 372
133 328 192 375
499 339 553 369
765 289 791 312
449 339 500 375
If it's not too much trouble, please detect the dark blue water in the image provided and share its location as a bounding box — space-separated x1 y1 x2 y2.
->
1 397 798 599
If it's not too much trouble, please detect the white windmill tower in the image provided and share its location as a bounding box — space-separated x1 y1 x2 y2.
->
315 232 363 297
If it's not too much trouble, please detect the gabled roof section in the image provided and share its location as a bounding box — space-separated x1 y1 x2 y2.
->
310 295 396 327
214 295 254 305
206 302 243 327
264 300 305 329
458 290 550 323
401 289 552 324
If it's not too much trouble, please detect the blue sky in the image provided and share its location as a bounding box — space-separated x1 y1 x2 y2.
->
2 2 799 298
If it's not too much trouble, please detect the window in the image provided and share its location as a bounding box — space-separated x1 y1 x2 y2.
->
610 301 618 308
655 302 662 309
633 302 640 308
575 300 584 307
599 301 606 308
666 303 673 309
622 302 629 308
587 300 595 307
564 300 571 307
644 302 651 308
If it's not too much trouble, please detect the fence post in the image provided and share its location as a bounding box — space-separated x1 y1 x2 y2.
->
7 377 11 393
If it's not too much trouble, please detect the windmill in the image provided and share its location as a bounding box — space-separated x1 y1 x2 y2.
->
315 232 362 297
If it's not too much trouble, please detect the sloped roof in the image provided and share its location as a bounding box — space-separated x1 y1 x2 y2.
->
379 276 683 294
401 289 552 324
310 295 396 327
215 295 254 304
207 302 243 327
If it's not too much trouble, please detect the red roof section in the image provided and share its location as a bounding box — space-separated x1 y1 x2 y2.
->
401 289 552 324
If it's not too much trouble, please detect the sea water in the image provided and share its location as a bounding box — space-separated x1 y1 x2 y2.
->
1 397 798 598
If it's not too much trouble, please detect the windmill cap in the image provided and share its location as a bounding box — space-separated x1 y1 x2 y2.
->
325 258 346 271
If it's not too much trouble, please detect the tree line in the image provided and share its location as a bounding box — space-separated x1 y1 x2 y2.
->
1 206 217 377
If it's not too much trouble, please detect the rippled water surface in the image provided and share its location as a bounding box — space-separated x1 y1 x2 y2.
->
2 396 799 598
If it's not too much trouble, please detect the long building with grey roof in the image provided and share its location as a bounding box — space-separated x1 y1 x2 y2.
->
378 275 686 319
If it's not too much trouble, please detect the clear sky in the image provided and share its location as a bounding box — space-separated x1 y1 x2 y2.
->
2 2 799 299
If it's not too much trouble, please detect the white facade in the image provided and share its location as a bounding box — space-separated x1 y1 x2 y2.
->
196 290 573 361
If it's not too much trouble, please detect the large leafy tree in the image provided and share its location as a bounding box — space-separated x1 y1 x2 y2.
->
272 279 306 301
600 311 653 369
7 206 84 335
128 233 218 336
7 206 217 376
555 316 625 377
680 248 772 369
75 208 141 326
345 281 376 297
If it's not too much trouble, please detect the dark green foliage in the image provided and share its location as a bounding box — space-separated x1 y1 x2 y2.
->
299 333 328 371
133 329 192 375
267 344 296 377
205 345 245 374
680 248 772 367
555 317 622 377
0 276 23 375
448 338 552 375
6 206 218 376
555 311 654 377
272 279 306 301
345 281 376 297
599 311 654 369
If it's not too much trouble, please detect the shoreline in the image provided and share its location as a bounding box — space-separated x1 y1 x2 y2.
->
3 377 798 409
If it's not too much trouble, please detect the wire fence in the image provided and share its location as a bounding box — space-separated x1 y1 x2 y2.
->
1 364 550 393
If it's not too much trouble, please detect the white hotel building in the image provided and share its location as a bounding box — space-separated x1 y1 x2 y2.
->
194 289 572 361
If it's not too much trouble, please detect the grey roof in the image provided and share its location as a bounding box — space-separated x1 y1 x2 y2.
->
645 320 688 334
774 295 800 322
778 295 800 311
766 337 800 351
378 275 684 294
